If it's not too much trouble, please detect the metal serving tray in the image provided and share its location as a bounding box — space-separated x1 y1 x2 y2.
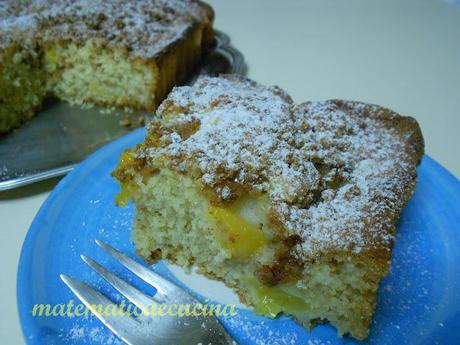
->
0 31 245 191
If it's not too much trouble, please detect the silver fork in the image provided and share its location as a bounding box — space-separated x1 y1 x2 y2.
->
60 240 237 345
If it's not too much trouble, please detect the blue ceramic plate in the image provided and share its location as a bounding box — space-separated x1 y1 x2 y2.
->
18 128 460 345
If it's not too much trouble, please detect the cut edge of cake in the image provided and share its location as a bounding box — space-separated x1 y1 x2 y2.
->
0 0 214 134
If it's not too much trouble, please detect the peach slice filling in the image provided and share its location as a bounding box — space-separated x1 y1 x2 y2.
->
209 205 268 259
114 151 138 206
244 278 309 317
208 197 311 319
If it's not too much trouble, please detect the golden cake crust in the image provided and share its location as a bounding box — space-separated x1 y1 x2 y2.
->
118 75 424 263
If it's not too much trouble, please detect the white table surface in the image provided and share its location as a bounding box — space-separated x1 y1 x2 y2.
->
1 0 459 343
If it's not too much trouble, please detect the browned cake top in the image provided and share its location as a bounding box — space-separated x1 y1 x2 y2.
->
134 75 424 259
0 0 213 58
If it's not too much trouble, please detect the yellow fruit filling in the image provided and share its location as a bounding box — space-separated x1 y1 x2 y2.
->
209 205 268 260
115 183 138 207
114 150 138 206
244 278 309 317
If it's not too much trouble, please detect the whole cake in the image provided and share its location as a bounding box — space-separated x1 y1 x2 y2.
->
113 75 424 339
0 0 214 133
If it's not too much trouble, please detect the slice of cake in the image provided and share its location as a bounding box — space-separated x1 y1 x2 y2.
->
0 0 214 133
113 75 424 339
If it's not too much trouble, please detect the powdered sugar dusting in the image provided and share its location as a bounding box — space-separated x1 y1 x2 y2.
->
0 0 212 58
137 75 423 259
226 315 300 345
63 325 121 344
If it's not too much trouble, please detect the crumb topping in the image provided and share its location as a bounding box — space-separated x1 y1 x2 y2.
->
134 75 424 259
0 0 212 58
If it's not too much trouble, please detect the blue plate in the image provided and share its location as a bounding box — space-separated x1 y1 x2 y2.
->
18 128 460 345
